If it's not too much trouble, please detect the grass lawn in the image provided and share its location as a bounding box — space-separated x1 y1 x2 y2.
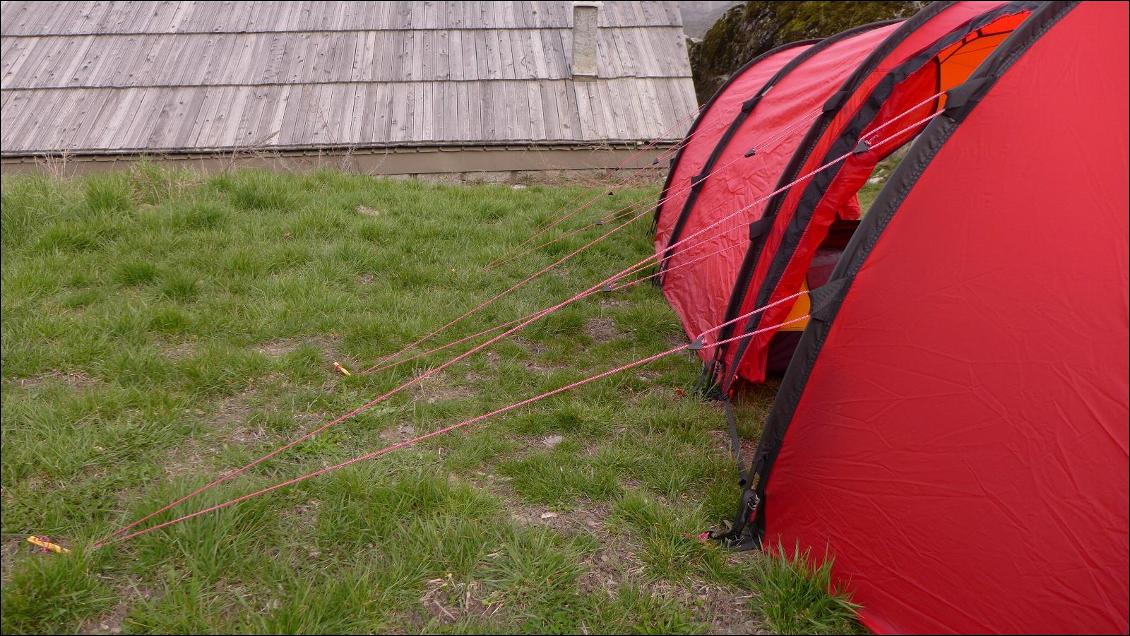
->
1 165 858 634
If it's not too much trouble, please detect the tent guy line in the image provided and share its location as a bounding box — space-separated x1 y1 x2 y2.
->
482 107 828 273
371 103 833 373
93 104 946 548
368 239 750 376
481 101 716 270
95 308 812 550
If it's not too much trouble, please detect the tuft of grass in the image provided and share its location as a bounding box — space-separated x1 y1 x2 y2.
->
752 544 861 635
83 174 133 213
158 272 199 302
1 165 860 634
114 260 159 286
0 550 115 634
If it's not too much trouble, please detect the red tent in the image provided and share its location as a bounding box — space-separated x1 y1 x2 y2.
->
659 1 1128 632
655 0 1035 390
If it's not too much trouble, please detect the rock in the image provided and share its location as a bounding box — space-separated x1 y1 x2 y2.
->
542 434 564 448
690 2 925 103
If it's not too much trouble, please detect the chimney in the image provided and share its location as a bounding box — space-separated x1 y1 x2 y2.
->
571 1 601 78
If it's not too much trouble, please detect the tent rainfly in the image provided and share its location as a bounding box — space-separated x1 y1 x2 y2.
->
655 1 1129 633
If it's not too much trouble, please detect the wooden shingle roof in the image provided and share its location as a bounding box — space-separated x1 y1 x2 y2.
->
0 1 697 157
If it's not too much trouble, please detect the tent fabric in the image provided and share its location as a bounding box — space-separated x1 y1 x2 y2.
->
652 0 1033 383
654 20 902 359
750 1 1129 632
653 39 814 249
721 3 1035 389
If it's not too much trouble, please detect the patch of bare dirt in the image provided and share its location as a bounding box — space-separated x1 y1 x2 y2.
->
598 297 630 309
78 578 155 636
285 499 322 540
80 602 130 635
450 466 766 634
9 370 99 391
585 317 621 343
419 574 504 625
644 579 762 635
160 341 196 361
708 429 758 467
161 382 265 478
380 421 417 443
577 533 643 593
256 339 300 357
355 204 382 217
512 336 547 356
160 437 221 479
1 536 23 586
411 374 475 404
357 272 376 285
255 335 340 361
214 387 259 427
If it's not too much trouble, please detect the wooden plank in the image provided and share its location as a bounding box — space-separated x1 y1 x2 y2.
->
323 29 348 83
313 82 337 144
188 84 230 149
439 81 456 141
89 87 138 148
113 85 154 148
410 29 424 81
605 79 631 139
388 81 408 142
145 86 187 148
27 89 69 150
456 80 472 141
1 36 43 88
281 83 312 146
259 84 289 146
213 82 251 146
5 89 49 151
538 80 561 140
634 78 662 139
332 82 353 145
558 78 581 140
357 82 379 143
487 28 502 79
223 84 258 147
497 28 514 80
140 34 175 86
143 86 184 148
3 90 38 151
575 80 602 140
478 78 495 139
206 33 240 84
389 30 407 82
344 82 364 145
358 30 377 82
526 80 545 140
311 83 335 144
420 29 434 81
164 86 204 148
435 28 450 80
370 82 395 143
381 30 398 82
55 35 94 87
235 33 268 84
411 81 426 141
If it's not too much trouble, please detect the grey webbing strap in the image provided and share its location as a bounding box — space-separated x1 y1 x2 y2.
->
724 400 751 488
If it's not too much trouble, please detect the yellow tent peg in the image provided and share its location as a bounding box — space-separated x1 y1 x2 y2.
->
27 535 69 554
